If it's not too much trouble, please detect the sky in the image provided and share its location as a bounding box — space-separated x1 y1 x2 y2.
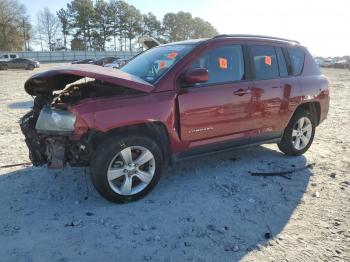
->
21 0 350 56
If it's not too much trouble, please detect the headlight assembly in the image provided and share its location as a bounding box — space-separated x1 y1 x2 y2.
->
35 105 76 134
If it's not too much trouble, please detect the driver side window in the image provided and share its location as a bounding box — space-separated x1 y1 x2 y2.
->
191 45 245 85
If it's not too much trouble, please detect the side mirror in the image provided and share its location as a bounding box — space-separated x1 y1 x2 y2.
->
182 68 208 86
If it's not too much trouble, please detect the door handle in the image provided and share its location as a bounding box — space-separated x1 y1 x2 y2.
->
234 89 250 96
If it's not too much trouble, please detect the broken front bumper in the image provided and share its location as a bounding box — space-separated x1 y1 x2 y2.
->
20 110 47 166
20 109 90 169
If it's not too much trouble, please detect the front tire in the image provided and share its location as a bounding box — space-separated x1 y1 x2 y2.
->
90 134 163 203
278 109 316 156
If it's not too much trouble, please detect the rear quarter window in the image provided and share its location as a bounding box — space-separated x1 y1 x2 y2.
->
287 48 305 76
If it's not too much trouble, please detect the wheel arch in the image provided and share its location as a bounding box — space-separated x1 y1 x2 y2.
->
290 101 321 126
89 121 172 167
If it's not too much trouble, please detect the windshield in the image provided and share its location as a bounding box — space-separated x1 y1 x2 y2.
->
121 44 195 83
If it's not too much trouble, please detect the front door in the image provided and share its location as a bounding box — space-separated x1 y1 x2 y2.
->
8 59 22 69
178 44 253 142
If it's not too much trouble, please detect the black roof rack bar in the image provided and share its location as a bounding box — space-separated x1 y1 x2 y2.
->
213 34 300 44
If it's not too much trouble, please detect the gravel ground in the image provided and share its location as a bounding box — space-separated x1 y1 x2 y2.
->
0 64 349 262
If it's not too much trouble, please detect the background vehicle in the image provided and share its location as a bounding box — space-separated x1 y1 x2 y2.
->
104 58 129 69
92 56 120 66
20 35 329 203
0 58 39 70
333 60 349 68
0 53 19 62
319 58 334 68
71 58 95 64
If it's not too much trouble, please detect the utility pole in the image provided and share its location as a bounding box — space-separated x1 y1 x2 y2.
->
22 18 27 51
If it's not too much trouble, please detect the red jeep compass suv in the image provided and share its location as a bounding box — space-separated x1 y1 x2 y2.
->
20 35 329 203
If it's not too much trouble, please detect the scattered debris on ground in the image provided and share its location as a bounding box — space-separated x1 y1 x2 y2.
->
250 163 315 179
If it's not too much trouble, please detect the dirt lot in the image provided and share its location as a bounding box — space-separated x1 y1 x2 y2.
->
0 64 349 262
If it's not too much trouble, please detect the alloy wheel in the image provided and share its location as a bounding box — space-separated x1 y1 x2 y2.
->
292 117 313 150
107 146 155 195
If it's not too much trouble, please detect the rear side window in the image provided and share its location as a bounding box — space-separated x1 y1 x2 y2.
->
250 45 279 80
191 45 244 84
275 47 288 77
287 48 305 75
10 54 17 58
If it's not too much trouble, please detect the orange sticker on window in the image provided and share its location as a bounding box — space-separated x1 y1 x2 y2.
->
265 56 272 66
167 52 178 59
159 61 166 69
218 57 228 69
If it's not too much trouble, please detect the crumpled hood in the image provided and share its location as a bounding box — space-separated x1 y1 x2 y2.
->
24 64 154 96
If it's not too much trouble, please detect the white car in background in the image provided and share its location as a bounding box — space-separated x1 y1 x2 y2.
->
319 59 334 68
0 53 19 62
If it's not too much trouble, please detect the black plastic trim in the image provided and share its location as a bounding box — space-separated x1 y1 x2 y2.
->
242 44 254 80
173 132 282 162
213 34 300 44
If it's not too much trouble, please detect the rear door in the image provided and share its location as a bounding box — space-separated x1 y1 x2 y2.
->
248 44 297 137
178 44 253 142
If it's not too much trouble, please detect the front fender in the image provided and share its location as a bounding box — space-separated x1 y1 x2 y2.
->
71 91 179 142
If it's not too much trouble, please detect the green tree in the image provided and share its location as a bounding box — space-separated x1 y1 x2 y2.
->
67 0 95 50
162 11 218 42
70 37 84 50
162 12 178 42
191 17 218 39
92 0 113 51
141 12 162 41
31 0 219 51
57 8 70 50
109 0 134 51
122 4 142 51
176 11 193 40
108 0 121 51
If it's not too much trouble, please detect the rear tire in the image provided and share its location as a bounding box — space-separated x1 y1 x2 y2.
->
278 109 316 156
90 134 163 203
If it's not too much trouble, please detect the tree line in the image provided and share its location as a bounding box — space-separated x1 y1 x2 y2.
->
0 0 218 52
0 0 31 51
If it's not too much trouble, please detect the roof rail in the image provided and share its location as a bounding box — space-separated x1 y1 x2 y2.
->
213 34 300 44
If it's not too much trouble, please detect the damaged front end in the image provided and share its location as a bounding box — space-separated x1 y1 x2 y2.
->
20 96 92 168
20 65 153 169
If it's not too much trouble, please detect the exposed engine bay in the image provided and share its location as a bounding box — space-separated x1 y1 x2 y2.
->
20 79 142 169
53 80 140 105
